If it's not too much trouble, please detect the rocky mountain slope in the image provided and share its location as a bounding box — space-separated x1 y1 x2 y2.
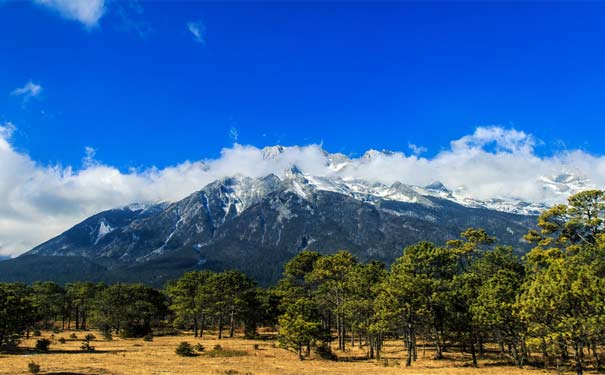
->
1 165 541 285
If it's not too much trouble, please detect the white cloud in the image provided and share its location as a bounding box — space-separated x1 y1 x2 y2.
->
1 123 604 257
34 0 106 27
229 127 239 142
11 81 43 103
408 143 427 155
187 21 206 45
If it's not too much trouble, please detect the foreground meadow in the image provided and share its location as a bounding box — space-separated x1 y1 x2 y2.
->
0 330 561 375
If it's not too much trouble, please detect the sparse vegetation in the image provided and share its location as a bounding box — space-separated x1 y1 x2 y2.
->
1 331 554 375
84 333 96 341
80 339 95 352
206 347 248 358
34 338 51 352
27 361 40 374
175 341 196 357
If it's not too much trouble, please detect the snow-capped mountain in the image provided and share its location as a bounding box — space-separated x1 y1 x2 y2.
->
2 146 593 286
260 145 592 215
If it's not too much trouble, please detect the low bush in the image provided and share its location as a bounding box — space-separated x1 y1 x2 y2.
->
32 329 41 337
69 333 78 339
194 343 205 352
143 333 153 342
315 344 336 360
84 333 96 341
58 337 66 344
175 342 196 357
81 340 95 352
35 338 51 352
27 361 40 374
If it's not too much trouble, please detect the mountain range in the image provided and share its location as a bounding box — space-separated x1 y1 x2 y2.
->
0 146 591 286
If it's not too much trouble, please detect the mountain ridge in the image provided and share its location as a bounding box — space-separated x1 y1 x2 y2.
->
0 169 544 286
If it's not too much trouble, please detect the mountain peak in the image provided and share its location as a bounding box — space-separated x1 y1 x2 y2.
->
361 149 395 160
424 181 450 193
261 145 286 159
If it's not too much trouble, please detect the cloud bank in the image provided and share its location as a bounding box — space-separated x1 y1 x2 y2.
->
1 123 604 257
34 0 106 27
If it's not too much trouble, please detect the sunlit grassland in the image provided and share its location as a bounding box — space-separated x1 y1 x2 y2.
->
0 330 564 375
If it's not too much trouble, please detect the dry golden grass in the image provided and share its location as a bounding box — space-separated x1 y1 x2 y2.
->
0 330 564 375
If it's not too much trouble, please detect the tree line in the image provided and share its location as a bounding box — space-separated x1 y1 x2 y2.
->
0 190 603 375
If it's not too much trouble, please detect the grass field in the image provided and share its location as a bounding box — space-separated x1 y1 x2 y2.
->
0 331 563 375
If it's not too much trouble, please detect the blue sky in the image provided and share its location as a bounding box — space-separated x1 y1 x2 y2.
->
2 1 605 170
2 1 605 256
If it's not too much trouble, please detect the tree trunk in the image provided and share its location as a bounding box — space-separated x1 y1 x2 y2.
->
229 308 235 338
434 327 444 359
336 314 341 350
341 319 346 351
218 315 223 339
541 337 549 369
470 340 478 367
478 334 485 358
592 341 601 372
406 339 413 367
193 316 198 337
573 340 584 375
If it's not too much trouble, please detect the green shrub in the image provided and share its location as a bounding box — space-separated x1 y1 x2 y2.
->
81 340 95 352
69 333 77 339
1 334 21 352
32 329 41 337
52 327 61 334
175 342 196 357
27 361 40 374
35 338 51 352
253 343 259 350
58 337 66 344
84 333 96 341
315 344 336 360
143 333 153 342
213 344 223 351
118 323 149 338
194 343 205 352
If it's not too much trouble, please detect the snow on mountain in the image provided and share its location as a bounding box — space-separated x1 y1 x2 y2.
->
94 220 113 244
254 146 593 216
